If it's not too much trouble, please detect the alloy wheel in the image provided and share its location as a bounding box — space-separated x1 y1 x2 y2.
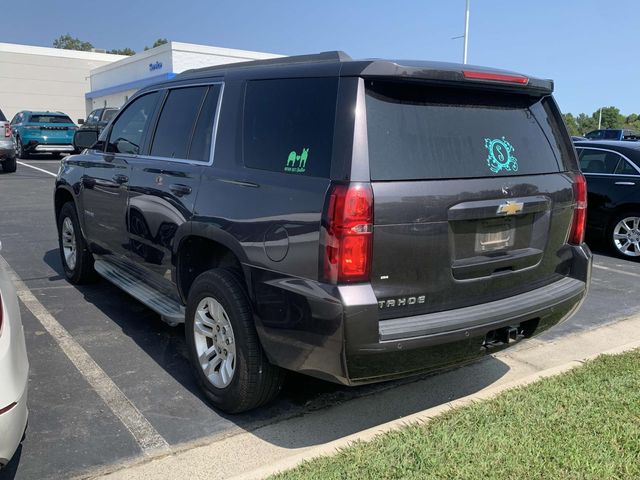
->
193 297 236 388
61 216 77 270
612 216 640 257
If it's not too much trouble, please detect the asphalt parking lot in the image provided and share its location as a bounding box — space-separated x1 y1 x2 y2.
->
2 156 640 480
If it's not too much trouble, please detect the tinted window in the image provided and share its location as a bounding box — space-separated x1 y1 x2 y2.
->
150 86 207 159
579 149 620 174
87 110 101 124
366 82 562 180
29 115 73 124
603 130 621 140
102 109 118 123
0 109 5 122
108 92 159 155
188 85 222 162
243 78 338 177
615 158 639 175
585 130 604 140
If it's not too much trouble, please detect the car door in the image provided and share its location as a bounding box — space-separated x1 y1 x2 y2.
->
81 91 160 258
578 147 638 236
126 83 222 289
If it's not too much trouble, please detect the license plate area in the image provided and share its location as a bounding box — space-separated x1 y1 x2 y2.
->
474 217 515 253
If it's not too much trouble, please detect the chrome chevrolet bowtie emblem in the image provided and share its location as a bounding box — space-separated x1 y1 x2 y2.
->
497 200 524 216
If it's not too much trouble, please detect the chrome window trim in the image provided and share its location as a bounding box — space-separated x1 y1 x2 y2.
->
102 81 225 167
578 146 640 176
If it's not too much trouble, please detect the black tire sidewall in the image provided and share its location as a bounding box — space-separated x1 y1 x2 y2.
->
2 157 16 173
57 203 89 282
185 270 260 412
608 212 640 261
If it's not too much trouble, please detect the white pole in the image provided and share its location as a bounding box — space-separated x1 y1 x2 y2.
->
463 0 470 64
598 107 602 129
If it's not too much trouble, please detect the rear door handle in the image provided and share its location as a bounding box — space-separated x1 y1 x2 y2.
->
112 174 129 184
170 184 192 196
615 181 636 186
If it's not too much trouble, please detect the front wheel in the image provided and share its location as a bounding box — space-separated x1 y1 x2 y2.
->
609 212 640 260
57 202 96 283
185 269 284 413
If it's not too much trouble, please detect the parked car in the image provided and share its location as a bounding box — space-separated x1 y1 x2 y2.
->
584 129 640 141
11 111 77 158
571 135 587 142
79 107 118 133
0 255 29 467
0 109 16 173
574 140 640 259
56 52 591 413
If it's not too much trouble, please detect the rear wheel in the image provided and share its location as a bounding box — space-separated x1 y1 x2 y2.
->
57 202 96 283
2 157 16 173
609 212 640 260
185 269 284 413
15 137 28 159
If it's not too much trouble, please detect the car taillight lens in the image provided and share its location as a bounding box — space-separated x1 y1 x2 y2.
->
321 183 373 284
569 173 587 245
4 125 10 137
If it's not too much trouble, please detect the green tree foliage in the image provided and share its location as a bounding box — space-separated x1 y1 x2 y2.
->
53 34 93 51
597 106 624 129
562 113 580 136
144 38 169 51
564 106 638 136
108 48 136 56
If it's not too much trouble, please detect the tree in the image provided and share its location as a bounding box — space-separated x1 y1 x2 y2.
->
563 113 579 136
144 38 169 51
108 48 136 56
596 106 624 130
576 113 597 135
53 34 93 52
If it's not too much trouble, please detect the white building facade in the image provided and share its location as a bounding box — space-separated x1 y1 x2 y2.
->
87 42 281 112
0 43 124 122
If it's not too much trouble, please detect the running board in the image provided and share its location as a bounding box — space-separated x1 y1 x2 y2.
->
94 260 185 326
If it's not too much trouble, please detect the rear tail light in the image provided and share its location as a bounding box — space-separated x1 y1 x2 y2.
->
463 70 529 85
321 183 374 284
569 173 587 245
3 125 10 137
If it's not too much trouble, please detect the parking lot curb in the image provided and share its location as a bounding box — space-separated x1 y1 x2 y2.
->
228 338 640 480
84 314 640 480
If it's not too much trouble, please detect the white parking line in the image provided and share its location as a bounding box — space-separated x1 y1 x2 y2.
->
0 254 169 455
593 263 640 278
17 161 57 177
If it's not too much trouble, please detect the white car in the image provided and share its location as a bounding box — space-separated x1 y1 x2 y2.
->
0 263 28 467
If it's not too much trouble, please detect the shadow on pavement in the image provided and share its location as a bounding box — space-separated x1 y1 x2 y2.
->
41 248 511 450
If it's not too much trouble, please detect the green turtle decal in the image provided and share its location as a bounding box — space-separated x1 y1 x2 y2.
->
484 137 518 174
285 148 309 173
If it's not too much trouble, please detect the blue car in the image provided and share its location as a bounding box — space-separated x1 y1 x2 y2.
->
11 111 78 158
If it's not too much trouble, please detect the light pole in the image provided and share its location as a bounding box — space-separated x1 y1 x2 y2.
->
598 107 603 130
463 0 470 64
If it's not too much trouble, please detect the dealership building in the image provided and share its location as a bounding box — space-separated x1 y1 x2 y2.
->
0 41 280 123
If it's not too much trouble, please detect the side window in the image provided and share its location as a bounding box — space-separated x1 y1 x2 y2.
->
107 92 159 155
579 149 620 174
11 113 21 125
150 86 208 159
87 110 101 124
188 85 222 162
615 158 639 175
243 77 338 177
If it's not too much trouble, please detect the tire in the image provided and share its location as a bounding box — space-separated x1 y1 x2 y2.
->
185 269 284 413
608 212 640 261
15 137 28 160
57 202 97 283
2 157 16 173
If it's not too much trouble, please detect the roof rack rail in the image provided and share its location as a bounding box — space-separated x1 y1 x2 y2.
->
178 50 351 77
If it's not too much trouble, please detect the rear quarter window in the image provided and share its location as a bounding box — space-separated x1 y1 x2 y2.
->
243 77 338 178
365 81 565 181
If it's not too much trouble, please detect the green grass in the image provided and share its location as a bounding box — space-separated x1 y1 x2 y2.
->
271 350 640 480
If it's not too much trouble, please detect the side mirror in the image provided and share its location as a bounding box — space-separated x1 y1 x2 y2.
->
73 129 99 151
77 119 85 125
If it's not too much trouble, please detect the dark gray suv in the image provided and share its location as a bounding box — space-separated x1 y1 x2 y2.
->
54 52 592 413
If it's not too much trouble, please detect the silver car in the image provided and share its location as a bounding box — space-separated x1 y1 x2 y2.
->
0 108 16 173
0 258 28 467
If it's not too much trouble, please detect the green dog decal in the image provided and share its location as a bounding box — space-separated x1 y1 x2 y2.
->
285 148 309 173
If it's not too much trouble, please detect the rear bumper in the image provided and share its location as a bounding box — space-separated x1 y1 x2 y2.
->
0 144 15 160
25 142 74 153
254 244 592 385
0 387 27 467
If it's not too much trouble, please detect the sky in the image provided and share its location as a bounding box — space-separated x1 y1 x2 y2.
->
4 0 638 116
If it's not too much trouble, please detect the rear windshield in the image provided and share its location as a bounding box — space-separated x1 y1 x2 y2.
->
0 109 6 122
102 109 118 123
29 115 73 124
365 81 565 180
